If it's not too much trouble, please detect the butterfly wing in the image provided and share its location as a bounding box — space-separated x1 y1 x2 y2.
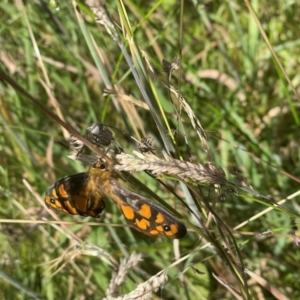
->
107 178 187 239
45 172 106 218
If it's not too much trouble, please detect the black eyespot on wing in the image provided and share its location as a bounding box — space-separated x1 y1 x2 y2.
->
163 225 170 231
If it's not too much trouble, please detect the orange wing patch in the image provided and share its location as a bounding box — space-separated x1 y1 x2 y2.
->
45 158 186 239
139 204 152 219
120 205 135 220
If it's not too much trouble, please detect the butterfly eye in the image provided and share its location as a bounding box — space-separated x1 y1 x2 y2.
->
50 198 56 204
99 163 106 170
92 159 107 170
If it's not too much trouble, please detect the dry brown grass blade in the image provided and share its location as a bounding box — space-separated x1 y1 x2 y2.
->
245 269 289 300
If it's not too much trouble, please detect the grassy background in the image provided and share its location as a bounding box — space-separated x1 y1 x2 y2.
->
1 0 300 299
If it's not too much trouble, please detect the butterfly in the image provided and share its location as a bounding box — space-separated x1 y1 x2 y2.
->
45 157 187 239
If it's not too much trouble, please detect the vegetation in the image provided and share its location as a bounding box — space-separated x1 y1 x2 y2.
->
1 0 300 299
